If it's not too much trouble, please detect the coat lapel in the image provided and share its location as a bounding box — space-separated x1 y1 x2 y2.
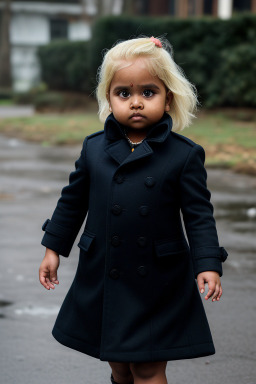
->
104 139 131 165
121 141 153 166
104 113 172 167
104 138 154 166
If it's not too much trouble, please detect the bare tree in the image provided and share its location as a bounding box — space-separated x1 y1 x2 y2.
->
96 0 118 17
97 0 104 16
105 0 117 14
79 0 92 22
0 0 12 90
80 0 126 21
122 0 146 15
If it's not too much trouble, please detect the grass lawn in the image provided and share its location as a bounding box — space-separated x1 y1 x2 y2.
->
183 109 256 175
0 108 255 174
0 112 102 146
0 99 15 106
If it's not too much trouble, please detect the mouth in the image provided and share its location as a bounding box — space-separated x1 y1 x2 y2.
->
129 113 145 121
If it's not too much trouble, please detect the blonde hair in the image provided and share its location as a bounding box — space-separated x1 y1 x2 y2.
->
96 36 198 131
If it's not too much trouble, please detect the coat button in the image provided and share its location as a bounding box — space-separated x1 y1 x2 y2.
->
114 173 124 184
144 177 156 187
137 266 147 276
139 206 149 216
111 205 122 215
137 236 147 247
111 235 120 247
109 268 120 279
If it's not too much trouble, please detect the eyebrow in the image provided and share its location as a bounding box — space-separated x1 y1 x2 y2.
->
112 83 160 92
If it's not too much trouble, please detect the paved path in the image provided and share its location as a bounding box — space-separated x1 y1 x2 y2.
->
0 105 35 118
0 134 255 384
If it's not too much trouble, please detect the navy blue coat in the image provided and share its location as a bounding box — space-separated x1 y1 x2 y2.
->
41 113 228 362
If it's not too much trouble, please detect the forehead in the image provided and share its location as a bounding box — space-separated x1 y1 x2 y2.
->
110 58 163 87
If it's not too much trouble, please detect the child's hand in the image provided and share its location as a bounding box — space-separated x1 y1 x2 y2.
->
39 248 60 290
197 271 222 302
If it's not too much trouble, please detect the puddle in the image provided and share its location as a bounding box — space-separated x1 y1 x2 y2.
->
7 138 23 148
215 202 256 222
16 275 25 282
14 305 59 318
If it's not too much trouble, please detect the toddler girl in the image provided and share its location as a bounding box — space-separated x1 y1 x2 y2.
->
39 36 228 384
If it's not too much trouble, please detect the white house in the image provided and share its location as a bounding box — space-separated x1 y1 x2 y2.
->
0 0 122 91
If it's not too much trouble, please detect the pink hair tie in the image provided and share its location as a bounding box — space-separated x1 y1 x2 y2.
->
150 36 162 48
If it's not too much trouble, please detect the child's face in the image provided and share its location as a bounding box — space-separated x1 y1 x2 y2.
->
107 58 172 130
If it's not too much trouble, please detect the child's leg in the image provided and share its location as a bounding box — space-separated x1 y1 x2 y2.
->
129 361 168 384
108 361 134 384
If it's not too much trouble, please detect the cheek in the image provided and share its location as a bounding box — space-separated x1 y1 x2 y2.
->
113 101 129 114
112 103 125 113
150 99 166 111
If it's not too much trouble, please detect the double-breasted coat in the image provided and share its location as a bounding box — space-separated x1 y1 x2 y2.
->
41 112 228 363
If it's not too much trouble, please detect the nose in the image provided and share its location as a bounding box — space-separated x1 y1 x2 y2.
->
130 95 143 110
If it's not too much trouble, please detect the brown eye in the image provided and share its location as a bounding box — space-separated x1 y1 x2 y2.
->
143 89 154 97
119 90 130 98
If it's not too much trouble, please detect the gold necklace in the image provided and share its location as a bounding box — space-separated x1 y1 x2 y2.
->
123 130 144 152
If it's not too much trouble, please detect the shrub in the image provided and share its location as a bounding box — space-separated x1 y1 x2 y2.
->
91 14 256 107
208 43 256 107
36 14 256 107
37 40 92 92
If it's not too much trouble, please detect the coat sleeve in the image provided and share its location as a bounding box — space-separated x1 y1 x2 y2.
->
179 144 228 278
41 137 90 257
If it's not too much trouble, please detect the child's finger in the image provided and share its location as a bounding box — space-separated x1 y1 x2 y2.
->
211 284 220 302
204 281 216 300
39 271 50 290
197 275 205 294
45 277 56 289
40 278 50 290
50 270 59 285
216 285 223 301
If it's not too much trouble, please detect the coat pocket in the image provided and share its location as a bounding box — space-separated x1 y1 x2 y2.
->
154 238 189 258
153 238 190 286
77 230 96 253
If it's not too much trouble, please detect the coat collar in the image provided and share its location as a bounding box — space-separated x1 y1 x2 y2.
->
104 112 172 142
104 113 172 167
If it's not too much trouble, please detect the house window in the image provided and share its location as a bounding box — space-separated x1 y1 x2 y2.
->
169 0 176 15
204 0 214 15
233 0 251 11
134 0 149 14
50 18 68 40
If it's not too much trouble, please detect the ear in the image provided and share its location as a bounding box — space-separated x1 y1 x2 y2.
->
165 91 173 112
106 92 112 112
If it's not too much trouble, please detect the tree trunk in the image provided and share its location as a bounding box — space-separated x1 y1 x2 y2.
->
252 0 256 13
0 0 12 90
122 0 137 15
79 0 90 21
97 0 104 16
106 0 116 14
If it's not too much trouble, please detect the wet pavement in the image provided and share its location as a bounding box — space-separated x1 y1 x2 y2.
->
0 105 35 118
0 134 255 384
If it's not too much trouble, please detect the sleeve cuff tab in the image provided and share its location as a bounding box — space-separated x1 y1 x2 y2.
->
42 219 50 231
220 246 228 262
41 219 72 239
194 245 228 262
